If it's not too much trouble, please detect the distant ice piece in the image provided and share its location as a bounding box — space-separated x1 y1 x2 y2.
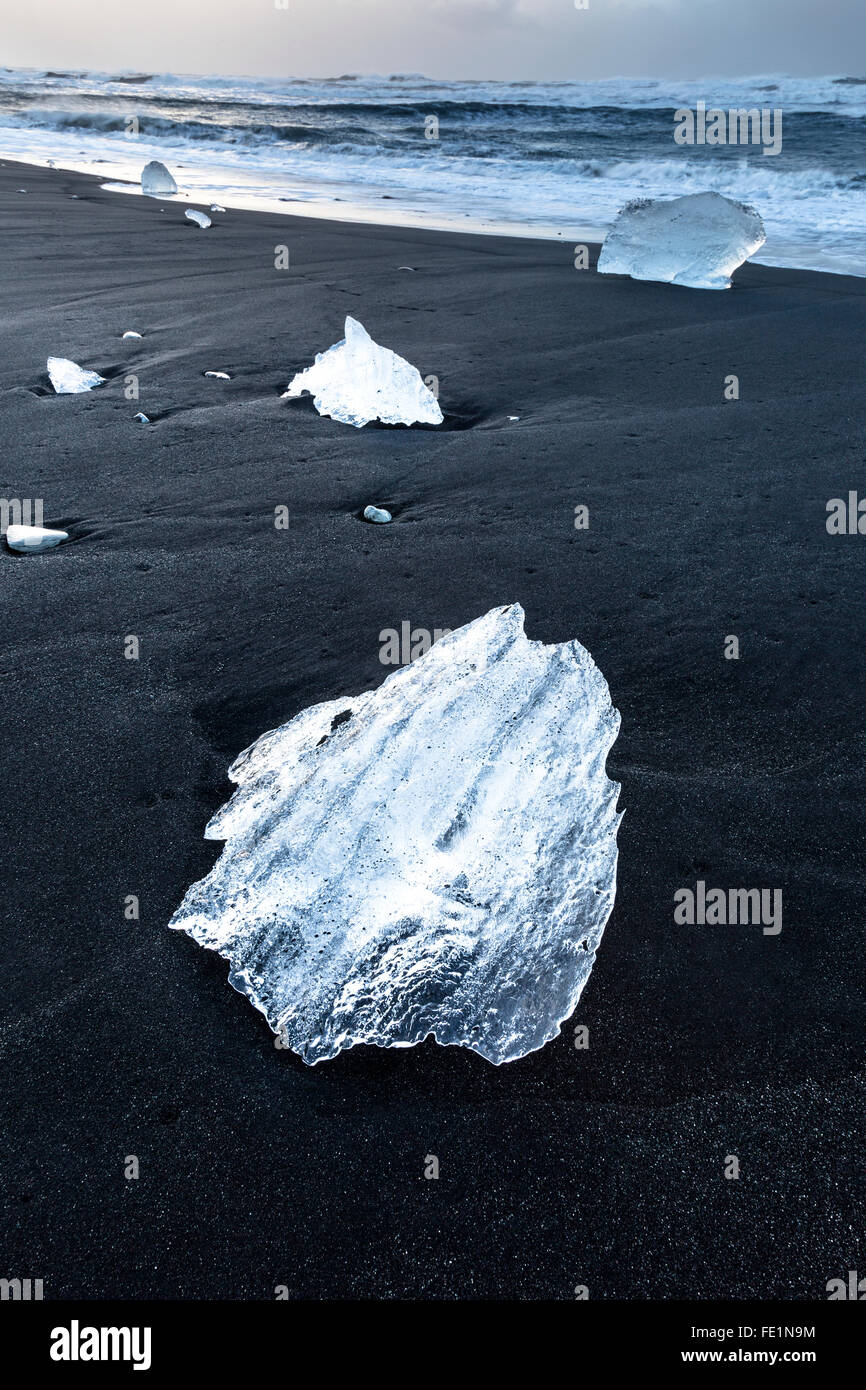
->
210 204 225 213
122 330 142 339
5 525 68 552
170 604 622 1065
363 505 392 523
598 191 766 290
185 209 211 228
204 370 230 379
133 412 150 423
283 316 444 428
47 357 105 394
141 160 177 196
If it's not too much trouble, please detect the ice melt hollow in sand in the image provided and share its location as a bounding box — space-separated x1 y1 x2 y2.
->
283 316 443 428
141 160 177 196
598 191 766 290
169 604 621 1065
185 209 211 229
47 357 105 394
5 525 68 552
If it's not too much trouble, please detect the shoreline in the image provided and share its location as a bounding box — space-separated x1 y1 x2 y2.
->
3 150 862 278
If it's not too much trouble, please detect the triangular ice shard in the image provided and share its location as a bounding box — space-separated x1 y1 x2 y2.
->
283 316 444 427
170 605 622 1065
47 357 105 394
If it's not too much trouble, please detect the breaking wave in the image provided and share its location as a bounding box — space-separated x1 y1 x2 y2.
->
1 67 864 275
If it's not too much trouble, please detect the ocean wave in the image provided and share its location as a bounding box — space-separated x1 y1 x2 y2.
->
1 66 863 275
6 67 866 115
3 95 862 157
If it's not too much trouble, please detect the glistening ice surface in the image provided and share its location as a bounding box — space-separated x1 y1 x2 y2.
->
141 159 177 195
170 605 622 1064
46 356 105 394
284 315 443 428
598 191 766 289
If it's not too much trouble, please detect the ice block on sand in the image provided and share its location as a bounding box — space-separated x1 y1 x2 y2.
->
47 357 105 394
141 160 177 196
283 316 443 428
598 191 766 290
170 605 622 1065
5 525 68 552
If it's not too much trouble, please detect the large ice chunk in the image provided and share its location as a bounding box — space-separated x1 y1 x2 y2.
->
47 357 105 394
141 160 177 196
598 191 766 290
283 315 444 427
169 604 621 1065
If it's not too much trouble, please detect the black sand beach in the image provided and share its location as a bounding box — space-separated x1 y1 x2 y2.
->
1 159 863 1299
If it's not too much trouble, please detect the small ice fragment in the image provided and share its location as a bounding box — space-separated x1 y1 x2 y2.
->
507 415 520 421
17 188 26 193
363 505 392 524
141 160 177 196
598 191 766 290
210 204 225 213
122 331 142 340
47 357 105 394
169 604 622 1065
185 209 211 229
397 266 416 271
284 316 443 428
204 370 231 379
133 412 150 423
5 525 68 553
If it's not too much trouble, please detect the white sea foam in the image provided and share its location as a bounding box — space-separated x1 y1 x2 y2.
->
2 69 863 275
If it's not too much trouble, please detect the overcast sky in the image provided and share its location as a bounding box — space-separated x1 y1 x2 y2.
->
3 0 864 81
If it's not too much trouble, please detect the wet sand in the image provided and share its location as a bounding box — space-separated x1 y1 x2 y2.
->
1 159 863 1298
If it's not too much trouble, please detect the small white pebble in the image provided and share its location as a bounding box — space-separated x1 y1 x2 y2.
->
363 505 392 524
